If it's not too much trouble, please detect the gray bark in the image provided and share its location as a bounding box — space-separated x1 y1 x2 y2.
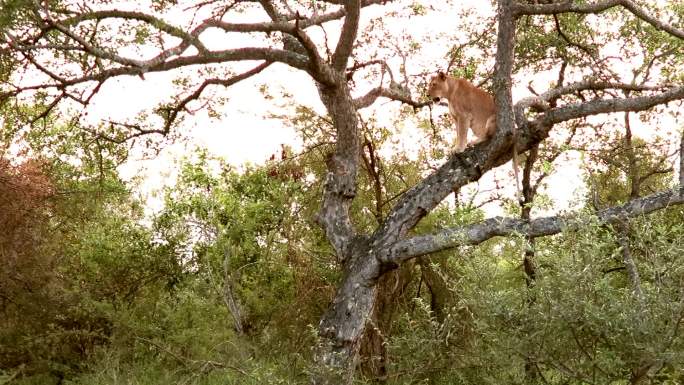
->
392 188 684 263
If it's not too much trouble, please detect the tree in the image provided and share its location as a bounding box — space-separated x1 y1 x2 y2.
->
0 107 184 381
2 1 684 383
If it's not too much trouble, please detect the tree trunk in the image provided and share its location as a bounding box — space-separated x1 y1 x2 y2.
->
312 241 383 385
521 144 540 382
418 257 454 324
358 263 414 382
312 2 519 383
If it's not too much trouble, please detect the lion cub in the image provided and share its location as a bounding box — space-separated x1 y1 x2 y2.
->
427 71 497 152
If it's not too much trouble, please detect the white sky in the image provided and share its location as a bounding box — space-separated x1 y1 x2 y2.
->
25 0 681 217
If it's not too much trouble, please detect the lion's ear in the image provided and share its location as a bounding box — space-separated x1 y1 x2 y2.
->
438 71 446 80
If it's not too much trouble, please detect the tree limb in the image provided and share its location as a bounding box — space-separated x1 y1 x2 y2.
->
353 86 428 110
538 85 684 127
514 0 684 41
390 188 684 263
6 47 311 92
332 1 361 71
160 61 272 133
370 80 684 267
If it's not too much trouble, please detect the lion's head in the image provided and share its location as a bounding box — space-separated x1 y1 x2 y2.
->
427 71 449 102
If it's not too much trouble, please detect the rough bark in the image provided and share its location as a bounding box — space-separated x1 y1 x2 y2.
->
313 240 380 385
392 188 684 263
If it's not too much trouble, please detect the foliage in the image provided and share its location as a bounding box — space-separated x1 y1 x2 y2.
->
0 1 683 384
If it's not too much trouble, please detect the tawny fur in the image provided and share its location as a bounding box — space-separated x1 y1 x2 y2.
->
427 72 497 152
428 71 521 202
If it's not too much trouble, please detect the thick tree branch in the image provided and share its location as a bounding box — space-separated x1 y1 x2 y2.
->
367 0 520 268
515 0 684 41
332 0 361 71
515 80 668 117
538 85 684 127
5 47 311 94
316 83 360 262
390 188 684 263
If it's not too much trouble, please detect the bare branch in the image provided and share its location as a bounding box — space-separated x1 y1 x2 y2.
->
332 0 361 71
9 47 310 93
353 86 428 110
390 188 684 263
60 9 208 53
515 0 684 41
539 85 684 127
160 61 272 133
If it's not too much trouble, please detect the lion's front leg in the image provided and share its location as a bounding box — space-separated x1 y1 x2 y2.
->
454 114 468 153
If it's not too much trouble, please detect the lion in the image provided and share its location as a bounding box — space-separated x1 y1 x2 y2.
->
427 71 497 152
428 71 521 202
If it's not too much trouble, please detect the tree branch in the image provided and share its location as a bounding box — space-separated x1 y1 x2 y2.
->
160 61 272 133
370 81 684 267
366 0 520 267
60 9 209 53
7 47 311 93
332 0 361 71
390 188 684 263
353 86 428 110
538 85 684 127
515 0 684 41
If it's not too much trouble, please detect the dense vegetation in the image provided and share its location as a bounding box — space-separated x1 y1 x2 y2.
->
1 1 683 384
